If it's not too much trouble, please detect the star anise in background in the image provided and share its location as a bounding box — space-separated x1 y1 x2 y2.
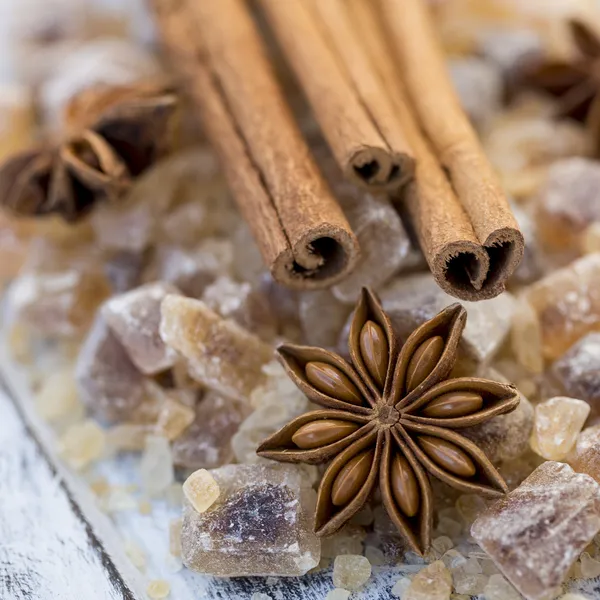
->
257 288 519 555
0 80 178 222
525 19 600 151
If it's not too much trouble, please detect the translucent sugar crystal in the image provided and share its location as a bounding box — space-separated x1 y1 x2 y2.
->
378 274 515 363
404 560 452 600
181 464 320 576
299 289 352 348
453 572 487 596
75 314 145 423
525 254 600 361
545 333 600 420
322 526 367 559
331 185 411 304
103 251 144 293
455 495 488 527
160 295 272 402
535 159 600 256
456 369 534 464
483 574 522 600
477 28 544 81
364 545 385 566
0 213 34 285
142 382 196 441
568 425 600 483
169 518 182 557
258 275 302 340
332 555 372 591
183 469 220 513
102 282 180 375
471 462 600 600
579 551 600 578
150 240 234 299
232 362 308 463
202 276 277 340
448 56 502 129
9 266 111 337
172 391 250 470
0 83 34 162
391 577 411 598
91 148 221 252
124 538 146 571
59 420 106 470
510 202 544 286
483 105 590 199
140 435 174 497
511 296 543 374
35 367 82 424
325 589 351 600
232 222 268 287
530 397 590 460
146 579 170 599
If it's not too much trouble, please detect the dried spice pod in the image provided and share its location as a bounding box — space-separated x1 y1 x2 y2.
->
257 288 519 554
0 80 178 221
523 19 600 153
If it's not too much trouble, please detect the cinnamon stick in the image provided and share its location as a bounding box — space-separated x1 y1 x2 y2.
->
257 0 415 192
377 0 524 300
150 0 359 290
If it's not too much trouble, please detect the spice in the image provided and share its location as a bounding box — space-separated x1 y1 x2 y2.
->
151 0 360 290
0 80 177 221
374 0 524 301
257 288 519 554
524 20 600 152
257 0 414 191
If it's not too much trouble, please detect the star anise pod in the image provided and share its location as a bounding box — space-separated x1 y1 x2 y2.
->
257 288 519 554
0 80 178 222
525 19 600 150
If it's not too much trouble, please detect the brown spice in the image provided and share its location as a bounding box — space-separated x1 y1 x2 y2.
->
257 0 414 192
524 20 600 154
0 81 177 221
257 288 519 555
151 0 359 291
374 0 524 301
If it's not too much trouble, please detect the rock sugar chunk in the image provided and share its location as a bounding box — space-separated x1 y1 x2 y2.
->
299 289 352 349
181 464 320 576
460 367 533 464
172 391 250 470
332 555 372 591
568 425 600 483
202 276 276 341
404 560 453 600
9 266 111 337
376 273 515 363
471 462 600 600
330 181 411 304
75 314 145 423
545 333 600 419
534 158 600 255
183 469 220 513
525 254 600 361
530 397 590 460
160 295 272 402
102 281 181 375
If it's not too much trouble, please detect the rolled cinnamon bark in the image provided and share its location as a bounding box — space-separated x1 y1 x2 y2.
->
151 0 359 290
378 0 524 300
257 0 415 192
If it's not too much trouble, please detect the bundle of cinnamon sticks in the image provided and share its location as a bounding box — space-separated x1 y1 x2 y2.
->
151 0 524 301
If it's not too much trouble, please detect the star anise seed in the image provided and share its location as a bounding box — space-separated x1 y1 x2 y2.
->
257 287 520 554
0 80 178 221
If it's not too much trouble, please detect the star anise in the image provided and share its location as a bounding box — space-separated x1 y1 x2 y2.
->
525 19 600 150
0 80 178 222
257 288 519 554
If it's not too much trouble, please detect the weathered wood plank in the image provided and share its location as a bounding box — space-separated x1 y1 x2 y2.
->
0 375 145 600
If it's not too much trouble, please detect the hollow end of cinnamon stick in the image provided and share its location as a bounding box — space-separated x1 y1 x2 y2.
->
432 227 524 301
271 222 360 290
346 146 415 191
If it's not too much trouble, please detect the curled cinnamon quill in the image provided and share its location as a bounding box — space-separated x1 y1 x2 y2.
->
0 81 178 222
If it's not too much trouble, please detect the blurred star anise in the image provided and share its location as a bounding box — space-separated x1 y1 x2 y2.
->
526 19 600 151
0 80 177 222
257 288 519 554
